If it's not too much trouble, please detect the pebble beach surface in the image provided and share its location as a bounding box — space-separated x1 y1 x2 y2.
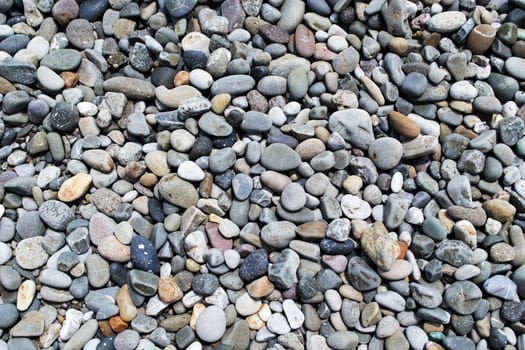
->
0 0 525 349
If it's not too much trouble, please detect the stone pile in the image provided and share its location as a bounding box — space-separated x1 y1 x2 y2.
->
0 0 524 349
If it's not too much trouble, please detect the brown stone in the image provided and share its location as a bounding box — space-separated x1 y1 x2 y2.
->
426 342 446 350
244 16 267 35
174 71 190 86
98 321 114 337
81 150 115 173
109 316 128 332
139 173 158 187
113 18 136 40
246 313 265 330
260 170 291 193
160 314 191 332
295 138 326 160
296 221 327 241
258 23 289 44
247 276 274 298
388 111 421 138
397 241 408 260
389 37 409 56
423 32 441 47
467 24 497 54
0 76 16 93
423 322 444 333
158 276 184 303
483 199 516 222
295 24 315 58
190 303 206 330
454 125 478 139
315 127 330 143
313 43 337 61
512 41 525 58
199 172 213 198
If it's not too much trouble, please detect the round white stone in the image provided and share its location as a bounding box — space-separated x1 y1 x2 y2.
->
340 195 372 220
177 161 205 182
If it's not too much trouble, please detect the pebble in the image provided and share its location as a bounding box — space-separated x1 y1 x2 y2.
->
195 306 226 342
0 0 520 348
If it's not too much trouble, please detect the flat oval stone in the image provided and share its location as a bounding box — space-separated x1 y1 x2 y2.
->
0 58 37 84
15 237 48 270
261 143 301 171
210 75 255 96
428 11 467 33
294 24 315 58
157 174 199 209
195 306 226 342
103 77 155 100
40 49 82 71
261 221 296 249
198 112 233 137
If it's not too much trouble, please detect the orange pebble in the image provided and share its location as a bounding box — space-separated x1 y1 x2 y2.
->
60 72 79 88
109 316 128 333
174 71 190 86
140 173 158 187
397 241 408 259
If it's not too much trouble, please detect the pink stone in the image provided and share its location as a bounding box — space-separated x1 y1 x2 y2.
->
89 212 116 246
322 255 348 273
205 222 232 251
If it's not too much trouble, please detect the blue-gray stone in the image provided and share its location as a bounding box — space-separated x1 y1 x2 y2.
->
239 249 268 282
40 49 82 72
401 72 427 98
347 256 381 291
0 303 18 328
164 0 198 18
0 58 36 84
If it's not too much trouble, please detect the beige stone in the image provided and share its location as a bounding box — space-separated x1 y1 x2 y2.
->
58 173 92 202
158 276 183 303
17 279 36 311
247 276 274 298
116 285 137 322
145 151 170 177
97 235 131 263
190 303 206 330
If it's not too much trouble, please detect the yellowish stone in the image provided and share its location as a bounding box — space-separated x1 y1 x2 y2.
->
17 279 36 311
186 258 200 272
247 276 274 298
58 173 92 202
116 285 137 322
144 151 170 177
246 313 265 330
190 303 206 330
158 276 183 303
208 213 222 223
211 93 231 114
257 303 271 322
